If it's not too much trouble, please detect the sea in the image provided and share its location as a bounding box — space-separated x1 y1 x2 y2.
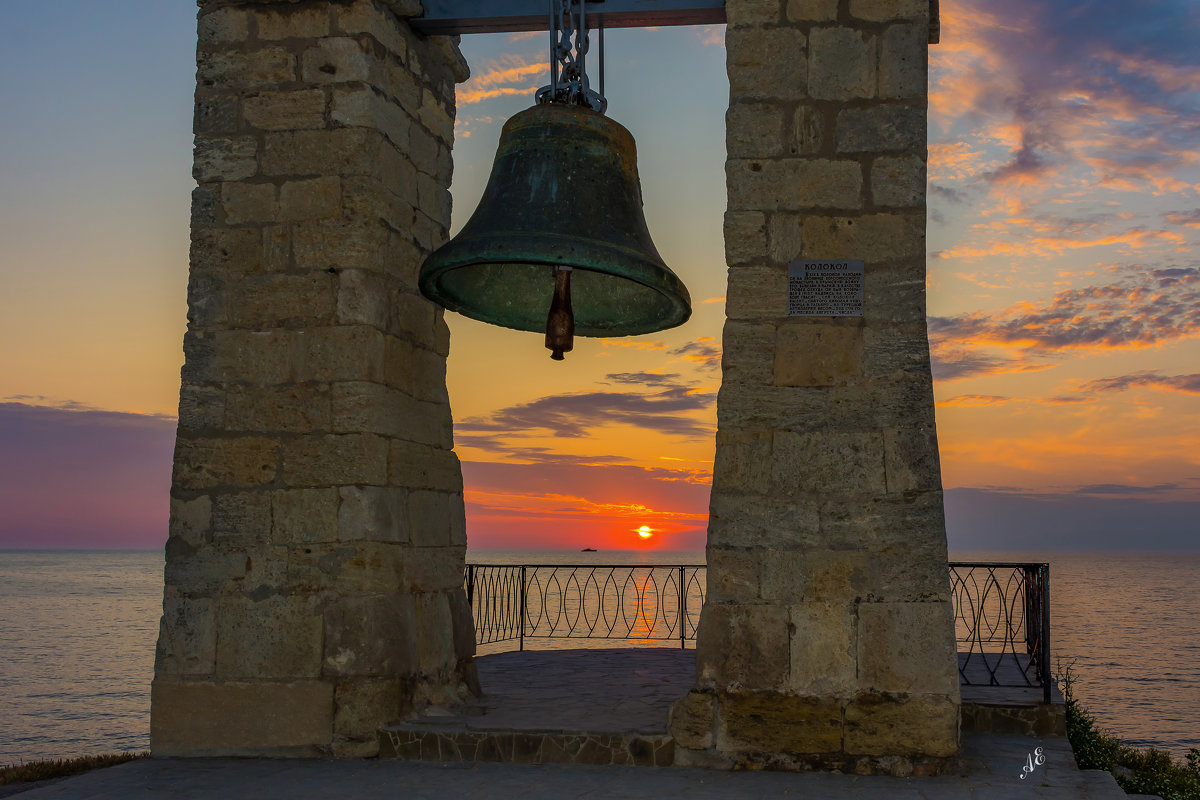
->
0 549 1197 765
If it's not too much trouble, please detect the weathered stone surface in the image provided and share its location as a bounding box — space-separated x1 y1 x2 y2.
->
170 495 212 548
726 27 807 101
216 594 323 679
788 601 857 695
728 158 863 211
194 137 257 182
172 436 278 490
771 429 888 495
884 425 942 493
787 0 838 22
849 0 928 22
773 324 864 387
717 692 843 753
808 27 876 101
669 691 715 750
198 48 295 88
844 693 958 756
705 547 761 602
225 385 332 433
415 592 454 677
836 104 925 153
156 597 216 676
707 492 821 550
339 485 409 543
279 176 342 221
334 677 406 749
280 433 389 486
696 603 790 691
272 488 338 544
256 7 330 40
720 320 775 385
857 601 959 695
323 595 417 677
243 90 326 130
711 430 773 496
301 37 374 84
879 23 926 99
801 213 924 261
871 155 925 208
211 491 271 545
151 679 333 756
724 212 767 266
197 7 248 43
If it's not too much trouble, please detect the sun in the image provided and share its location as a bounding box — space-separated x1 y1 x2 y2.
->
636 526 653 539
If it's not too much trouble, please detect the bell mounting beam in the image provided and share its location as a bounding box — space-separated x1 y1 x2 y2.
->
409 0 726 35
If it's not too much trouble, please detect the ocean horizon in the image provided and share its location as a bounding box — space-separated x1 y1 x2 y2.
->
1 548 1197 764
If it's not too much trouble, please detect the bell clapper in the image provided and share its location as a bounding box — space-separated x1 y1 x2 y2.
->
545 266 575 360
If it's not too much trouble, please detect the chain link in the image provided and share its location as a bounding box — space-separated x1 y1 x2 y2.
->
536 0 607 113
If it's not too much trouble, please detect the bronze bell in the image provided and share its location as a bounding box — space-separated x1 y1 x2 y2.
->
418 102 691 360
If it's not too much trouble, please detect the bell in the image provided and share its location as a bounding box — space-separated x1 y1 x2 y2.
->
418 102 691 359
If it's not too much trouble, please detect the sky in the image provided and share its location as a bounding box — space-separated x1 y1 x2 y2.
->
1 0 1199 552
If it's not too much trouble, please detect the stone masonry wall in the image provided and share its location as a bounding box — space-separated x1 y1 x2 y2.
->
152 0 474 758
670 0 960 774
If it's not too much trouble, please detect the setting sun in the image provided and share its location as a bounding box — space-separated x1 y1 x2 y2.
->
636 526 653 539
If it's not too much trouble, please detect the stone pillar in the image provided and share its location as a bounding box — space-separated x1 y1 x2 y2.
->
670 0 959 774
152 0 475 757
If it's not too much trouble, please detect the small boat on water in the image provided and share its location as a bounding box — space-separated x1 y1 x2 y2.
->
580 547 597 552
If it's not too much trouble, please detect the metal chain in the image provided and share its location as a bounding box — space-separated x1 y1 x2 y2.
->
536 0 607 113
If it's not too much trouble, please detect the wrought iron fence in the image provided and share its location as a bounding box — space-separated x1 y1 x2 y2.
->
949 562 1051 703
466 561 1051 702
465 564 706 649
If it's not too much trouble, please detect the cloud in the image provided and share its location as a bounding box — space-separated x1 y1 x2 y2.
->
457 54 545 106
929 266 1200 355
0 402 176 548
930 347 1056 381
1072 483 1181 495
936 394 1013 408
1166 210 1200 229
1078 370 1200 396
670 337 721 370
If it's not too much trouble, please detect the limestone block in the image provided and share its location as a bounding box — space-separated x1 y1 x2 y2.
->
408 490 455 547
280 433 389 486
339 485 409 543
419 87 455 143
725 265 785 319
862 264 926 324
870 524 952 602
721 320 775 385
163 547 247 597
826 374 935 429
711 430 774 496
332 86 413 152
376 139 420 208
843 693 958 756
216 594 323 679
256 7 330 40
808 27 876 101
193 137 257 182
726 27 807 101
447 587 476 660
705 546 761 602
726 103 785 159
192 185 218 228
336 269 390 329
198 48 295 88
415 592 455 677
836 105 925 154
170 495 212 548
879 23 926 99
211 491 271 545
716 692 843 754
185 330 297 385
696 603 790 690
301 37 374 84
800 213 924 262
773 324 864 387
883 425 942 493
198 7 248 43
818 491 945 553
384 338 451 405
727 158 862 211
178 384 226 431
331 381 449 445
293 219 389 272
294 326 386 382
190 227 263 276
669 691 715 750
760 549 869 602
262 129 378 178
279 176 342 221
871 155 925 208
385 60 422 113
273 488 339 544
766 214 804 265
786 0 838 22
792 104 825 156
724 211 767 266
400 546 466 593
221 182 276 225
195 92 239 134
725 0 783 27
333 677 406 746
335 3 410 59
225 272 338 328
225 386 332 433
343 175 418 237
856 601 959 695
286 543 399 595
416 171 451 225
716 383 830 432
156 597 216 676
788 601 857 695
323 594 417 677
243 90 326 131
172 436 278 490
151 679 333 756
771 430 887 495
389 439 464 492
708 492 822 550
849 0 928 22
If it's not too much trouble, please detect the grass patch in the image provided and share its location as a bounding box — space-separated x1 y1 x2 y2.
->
0 752 147 786
1061 663 1200 800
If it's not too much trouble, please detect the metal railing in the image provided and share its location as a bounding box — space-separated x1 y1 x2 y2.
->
949 562 1051 703
465 564 706 649
466 561 1051 702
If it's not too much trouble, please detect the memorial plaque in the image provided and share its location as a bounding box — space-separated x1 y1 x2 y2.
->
788 260 864 317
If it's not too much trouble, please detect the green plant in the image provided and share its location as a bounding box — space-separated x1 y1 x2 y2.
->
0 752 146 786
1058 661 1200 800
